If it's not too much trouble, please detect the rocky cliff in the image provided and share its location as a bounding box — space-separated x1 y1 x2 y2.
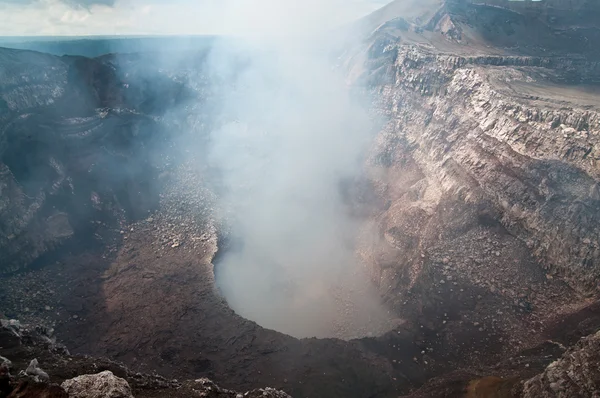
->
353 0 600 393
350 0 600 300
358 48 600 297
0 48 187 275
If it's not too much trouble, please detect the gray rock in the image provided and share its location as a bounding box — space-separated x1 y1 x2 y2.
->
25 358 49 382
521 331 600 397
61 370 133 398
192 378 292 398
0 356 11 369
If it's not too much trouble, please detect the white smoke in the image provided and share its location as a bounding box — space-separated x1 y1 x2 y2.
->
203 3 396 338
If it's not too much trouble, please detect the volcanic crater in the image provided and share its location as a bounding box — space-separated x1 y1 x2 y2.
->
2 1 600 398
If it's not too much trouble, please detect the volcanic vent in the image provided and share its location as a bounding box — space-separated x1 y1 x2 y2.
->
214 229 401 340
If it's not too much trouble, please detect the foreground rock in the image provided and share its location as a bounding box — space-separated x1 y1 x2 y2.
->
61 371 133 398
0 319 292 398
521 331 600 397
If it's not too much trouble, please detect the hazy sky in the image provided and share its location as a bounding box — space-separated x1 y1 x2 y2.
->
0 0 391 36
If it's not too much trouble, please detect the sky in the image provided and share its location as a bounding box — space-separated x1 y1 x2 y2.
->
0 0 391 36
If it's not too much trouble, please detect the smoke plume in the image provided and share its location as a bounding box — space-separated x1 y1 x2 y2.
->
201 2 395 338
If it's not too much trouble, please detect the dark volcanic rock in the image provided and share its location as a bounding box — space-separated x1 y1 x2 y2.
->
0 364 11 398
0 48 175 274
0 318 291 398
6 381 68 398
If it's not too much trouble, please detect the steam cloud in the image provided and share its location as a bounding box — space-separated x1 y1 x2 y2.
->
200 2 395 338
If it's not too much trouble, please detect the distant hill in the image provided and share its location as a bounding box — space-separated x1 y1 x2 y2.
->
0 36 218 57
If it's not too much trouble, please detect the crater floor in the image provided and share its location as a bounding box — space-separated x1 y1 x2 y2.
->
215 250 402 339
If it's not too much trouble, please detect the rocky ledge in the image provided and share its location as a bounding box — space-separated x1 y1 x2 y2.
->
0 319 290 398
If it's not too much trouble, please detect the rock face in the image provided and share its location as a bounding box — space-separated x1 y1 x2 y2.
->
353 1 600 393
521 331 600 397
349 0 600 315
61 371 133 398
0 48 183 274
361 52 600 302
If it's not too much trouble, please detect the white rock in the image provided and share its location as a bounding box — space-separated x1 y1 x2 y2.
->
61 370 133 398
0 356 11 368
26 358 49 382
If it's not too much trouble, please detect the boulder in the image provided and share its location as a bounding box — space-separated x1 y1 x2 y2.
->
521 331 600 397
25 359 49 383
61 371 133 398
